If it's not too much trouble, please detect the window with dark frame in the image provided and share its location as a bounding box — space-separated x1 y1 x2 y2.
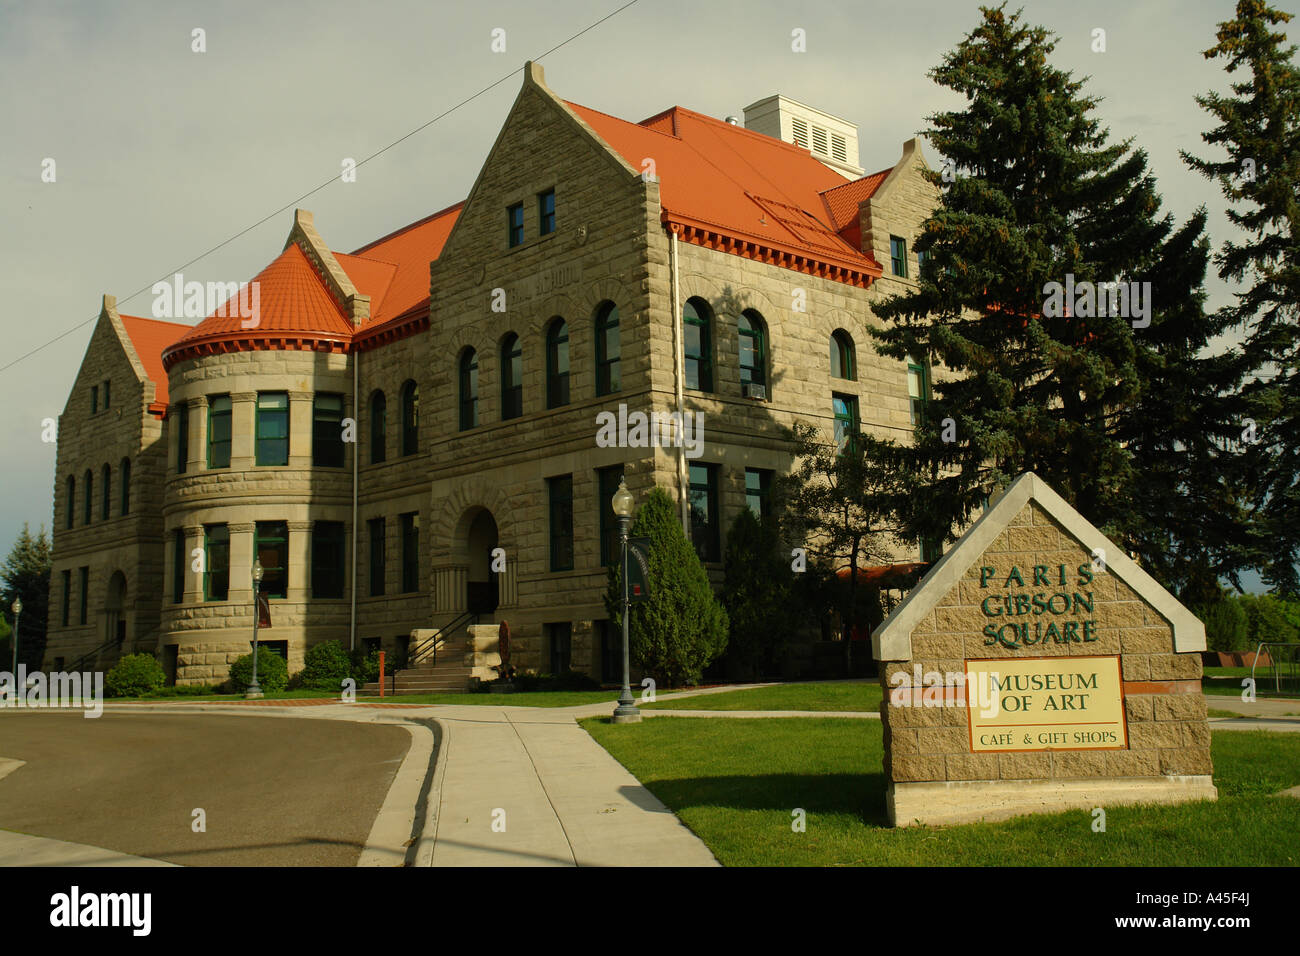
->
401 380 419 456
256 392 289 466
209 394 232 468
65 476 74 530
688 462 720 562
745 468 773 519
90 385 98 414
368 517 386 597
175 403 189 474
79 566 88 625
459 350 479 430
501 334 523 420
546 320 569 408
120 458 130 515
538 189 556 236
597 466 623 567
101 464 110 521
311 521 346 599
548 475 574 572
370 391 386 464
830 330 856 380
83 470 92 525
683 299 714 392
255 521 288 600
890 235 908 277
739 311 766 388
204 524 229 601
833 393 860 453
103 380 110 409
595 303 620 395
907 358 930 427
172 529 185 604
508 202 524 247
313 393 345 468
548 622 572 674
401 512 420 593
61 569 71 626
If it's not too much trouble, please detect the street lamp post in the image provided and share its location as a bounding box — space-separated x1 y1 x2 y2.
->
611 477 641 723
246 561 264 699
9 597 21 681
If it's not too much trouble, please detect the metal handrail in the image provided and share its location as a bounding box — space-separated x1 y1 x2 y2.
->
67 635 126 674
408 611 478 667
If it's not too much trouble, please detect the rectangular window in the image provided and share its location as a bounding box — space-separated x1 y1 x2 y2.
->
90 386 98 414
203 524 229 602
908 363 929 426
507 202 524 247
890 235 908 277
256 392 289 466
401 512 420 593
208 394 232 468
103 380 110 409
688 463 721 563
538 189 556 236
368 517 386 597
79 567 88 625
598 620 623 684
172 529 185 604
61 569 71 626
254 521 288 600
548 622 572 674
916 248 930 278
745 468 773 519
311 521 346 599
833 393 860 453
597 466 623 567
548 475 574 572
175 403 189 474
313 393 345 468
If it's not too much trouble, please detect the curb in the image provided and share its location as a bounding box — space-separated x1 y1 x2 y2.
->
413 718 448 867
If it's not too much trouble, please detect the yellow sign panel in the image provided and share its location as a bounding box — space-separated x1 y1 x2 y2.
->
965 655 1127 753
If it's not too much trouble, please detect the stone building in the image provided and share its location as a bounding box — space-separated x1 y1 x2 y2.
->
43 63 939 686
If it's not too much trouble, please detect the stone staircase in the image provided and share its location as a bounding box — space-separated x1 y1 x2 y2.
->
360 622 502 696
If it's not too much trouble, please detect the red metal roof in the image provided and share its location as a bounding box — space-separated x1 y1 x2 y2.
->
119 315 189 407
347 202 462 325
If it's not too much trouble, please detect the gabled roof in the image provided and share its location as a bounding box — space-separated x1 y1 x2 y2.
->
347 201 463 326
870 472 1206 660
119 314 189 407
567 100 886 285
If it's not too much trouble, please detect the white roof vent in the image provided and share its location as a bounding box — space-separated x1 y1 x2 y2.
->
741 94 863 178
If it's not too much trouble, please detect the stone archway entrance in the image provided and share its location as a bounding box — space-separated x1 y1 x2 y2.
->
104 570 128 650
465 509 499 615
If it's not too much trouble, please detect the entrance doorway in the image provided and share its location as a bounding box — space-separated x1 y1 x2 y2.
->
466 509 499 614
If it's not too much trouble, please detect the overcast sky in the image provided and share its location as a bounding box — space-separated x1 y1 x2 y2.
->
0 0 1272 579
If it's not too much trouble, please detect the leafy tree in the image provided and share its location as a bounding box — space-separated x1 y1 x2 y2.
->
0 523 51 669
1183 0 1300 595
774 423 904 675
870 4 1229 578
721 507 796 679
1193 590 1250 652
298 639 351 690
1238 593 1300 649
605 487 728 687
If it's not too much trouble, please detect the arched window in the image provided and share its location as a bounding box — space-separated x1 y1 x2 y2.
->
65 475 75 530
120 458 131 515
401 380 419 456
501 333 523 420
683 298 714 392
546 319 569 409
370 391 386 464
459 349 479 430
739 310 767 392
101 464 111 520
830 329 856 381
595 303 620 396
83 469 93 525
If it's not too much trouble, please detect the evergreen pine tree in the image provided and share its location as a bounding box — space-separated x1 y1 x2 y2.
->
0 523 52 669
871 4 1179 546
1182 0 1300 595
605 487 728 687
721 507 795 679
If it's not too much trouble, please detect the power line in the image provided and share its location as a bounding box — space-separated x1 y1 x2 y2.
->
1 0 641 374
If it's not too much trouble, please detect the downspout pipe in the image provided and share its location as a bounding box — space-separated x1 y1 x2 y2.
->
350 347 359 652
669 226 689 533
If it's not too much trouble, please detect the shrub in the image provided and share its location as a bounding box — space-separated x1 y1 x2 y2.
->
298 639 352 690
228 648 288 693
605 486 729 687
104 653 166 698
350 647 380 685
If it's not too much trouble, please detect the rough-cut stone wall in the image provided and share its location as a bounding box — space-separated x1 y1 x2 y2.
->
880 500 1211 789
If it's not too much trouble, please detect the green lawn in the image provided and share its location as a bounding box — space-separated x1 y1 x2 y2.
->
644 681 882 712
581 717 1300 866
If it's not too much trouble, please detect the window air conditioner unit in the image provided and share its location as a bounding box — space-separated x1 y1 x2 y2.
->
742 383 767 400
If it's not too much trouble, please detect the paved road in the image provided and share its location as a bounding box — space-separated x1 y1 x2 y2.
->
0 711 409 866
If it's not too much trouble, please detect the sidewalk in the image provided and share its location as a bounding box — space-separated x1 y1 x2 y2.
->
0 829 174 866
